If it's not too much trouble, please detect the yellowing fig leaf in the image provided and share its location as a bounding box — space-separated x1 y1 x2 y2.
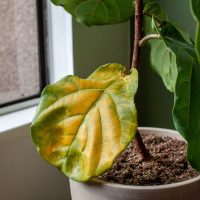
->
31 63 138 181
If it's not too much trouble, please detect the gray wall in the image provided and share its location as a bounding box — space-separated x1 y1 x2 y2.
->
72 21 130 78
158 0 195 36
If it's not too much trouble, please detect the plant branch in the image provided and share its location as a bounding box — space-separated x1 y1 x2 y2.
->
131 0 144 69
134 130 152 160
131 0 152 160
139 34 161 47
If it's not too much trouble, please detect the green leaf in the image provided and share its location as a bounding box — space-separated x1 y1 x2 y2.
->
149 39 177 92
150 19 200 170
190 0 200 21
146 18 193 92
31 63 138 181
51 0 134 26
145 18 177 92
190 0 200 60
167 38 200 170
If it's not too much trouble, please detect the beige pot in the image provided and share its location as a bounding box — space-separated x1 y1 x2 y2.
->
70 127 200 200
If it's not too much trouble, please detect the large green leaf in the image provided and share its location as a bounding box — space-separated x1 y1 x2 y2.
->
150 19 200 170
148 38 177 92
51 0 134 26
31 63 138 181
163 35 200 169
146 18 193 92
142 3 177 92
190 0 200 60
144 17 177 92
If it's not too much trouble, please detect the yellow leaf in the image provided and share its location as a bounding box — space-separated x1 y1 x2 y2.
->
31 63 138 181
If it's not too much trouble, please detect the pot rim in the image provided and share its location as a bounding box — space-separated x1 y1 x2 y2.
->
91 127 200 190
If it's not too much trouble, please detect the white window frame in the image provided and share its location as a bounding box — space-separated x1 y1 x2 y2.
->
0 1 74 134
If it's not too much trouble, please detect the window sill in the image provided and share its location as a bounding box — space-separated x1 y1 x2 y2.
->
0 106 36 133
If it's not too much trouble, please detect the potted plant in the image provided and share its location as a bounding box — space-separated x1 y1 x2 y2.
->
31 0 200 199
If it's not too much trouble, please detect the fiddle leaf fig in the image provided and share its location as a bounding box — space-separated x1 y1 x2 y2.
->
149 40 177 92
31 64 138 181
145 18 177 92
51 0 134 26
190 0 200 61
149 19 200 170
147 18 194 93
173 48 200 170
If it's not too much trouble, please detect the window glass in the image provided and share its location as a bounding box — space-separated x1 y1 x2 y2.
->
0 0 43 106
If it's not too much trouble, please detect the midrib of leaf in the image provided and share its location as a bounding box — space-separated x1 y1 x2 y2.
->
93 93 124 175
68 78 123 150
63 78 125 175
169 53 174 80
163 47 172 77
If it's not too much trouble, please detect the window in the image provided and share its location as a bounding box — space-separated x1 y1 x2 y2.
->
0 0 48 114
0 0 73 131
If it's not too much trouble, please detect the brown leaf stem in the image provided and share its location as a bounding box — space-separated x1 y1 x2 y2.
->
131 0 152 160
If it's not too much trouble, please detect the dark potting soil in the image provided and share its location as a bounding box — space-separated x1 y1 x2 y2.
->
99 134 200 186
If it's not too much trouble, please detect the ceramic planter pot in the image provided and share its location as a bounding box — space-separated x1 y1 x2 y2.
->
70 127 200 200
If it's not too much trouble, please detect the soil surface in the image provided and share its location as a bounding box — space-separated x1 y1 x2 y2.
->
99 134 200 186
